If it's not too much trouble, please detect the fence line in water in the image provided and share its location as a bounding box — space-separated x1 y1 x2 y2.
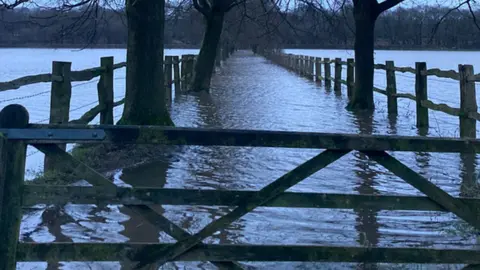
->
263 51 480 140
0 46 235 166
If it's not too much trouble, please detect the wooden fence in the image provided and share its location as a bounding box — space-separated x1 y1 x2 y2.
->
0 47 235 124
263 51 480 139
0 48 234 172
0 55 192 125
1 104 480 269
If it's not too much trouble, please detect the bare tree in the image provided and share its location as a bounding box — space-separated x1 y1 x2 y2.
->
2 0 173 125
189 0 243 92
343 0 405 111
118 0 173 125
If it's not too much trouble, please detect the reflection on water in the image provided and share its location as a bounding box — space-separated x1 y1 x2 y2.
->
19 51 480 269
460 153 478 198
351 111 380 270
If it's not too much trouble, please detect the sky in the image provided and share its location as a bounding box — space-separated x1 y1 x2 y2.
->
6 0 477 11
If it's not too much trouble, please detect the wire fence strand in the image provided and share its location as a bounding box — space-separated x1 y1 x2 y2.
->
428 77 458 85
72 79 100 88
29 94 126 157
395 73 415 80
0 90 51 104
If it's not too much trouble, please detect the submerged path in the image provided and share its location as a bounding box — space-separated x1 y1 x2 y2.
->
20 50 478 270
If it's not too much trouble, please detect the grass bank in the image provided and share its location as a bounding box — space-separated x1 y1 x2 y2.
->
30 143 176 186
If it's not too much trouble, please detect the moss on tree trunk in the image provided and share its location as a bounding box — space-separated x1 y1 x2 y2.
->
118 0 174 126
189 12 225 92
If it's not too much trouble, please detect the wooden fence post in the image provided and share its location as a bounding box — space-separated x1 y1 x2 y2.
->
324 57 331 88
304 56 309 76
308 56 315 81
290 55 295 71
306 56 311 77
0 104 28 270
164 56 173 104
186 55 195 88
334 58 342 92
315 57 322 83
45 61 72 172
291 55 295 73
386 60 398 114
306 56 310 77
98 56 114 125
295 55 300 74
347 58 354 99
296 55 301 74
459 64 477 138
181 55 188 91
173 56 180 93
298 55 303 75
415 62 428 128
299 56 304 76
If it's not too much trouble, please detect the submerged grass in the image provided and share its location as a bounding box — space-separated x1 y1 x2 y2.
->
28 143 176 186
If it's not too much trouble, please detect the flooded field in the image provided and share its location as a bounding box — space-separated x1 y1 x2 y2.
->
1 48 479 269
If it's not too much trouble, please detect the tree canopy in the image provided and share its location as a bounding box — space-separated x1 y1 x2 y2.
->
0 1 479 50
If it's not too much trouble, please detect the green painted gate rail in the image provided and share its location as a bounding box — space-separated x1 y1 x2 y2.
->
1 104 480 269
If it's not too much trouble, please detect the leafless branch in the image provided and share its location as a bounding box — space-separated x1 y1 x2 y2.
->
428 0 469 44
377 0 405 15
0 0 29 9
467 0 480 31
193 0 211 17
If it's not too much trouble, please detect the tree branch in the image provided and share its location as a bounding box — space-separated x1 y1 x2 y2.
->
427 0 469 45
376 0 404 15
225 0 245 13
0 0 29 9
467 0 480 31
193 0 211 17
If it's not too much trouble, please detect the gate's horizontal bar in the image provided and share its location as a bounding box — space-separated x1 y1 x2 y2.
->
22 185 480 212
17 242 480 263
1 124 480 152
0 128 105 141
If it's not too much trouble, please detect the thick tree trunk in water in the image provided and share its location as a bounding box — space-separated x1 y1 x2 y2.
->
190 12 225 92
348 3 377 111
119 0 173 125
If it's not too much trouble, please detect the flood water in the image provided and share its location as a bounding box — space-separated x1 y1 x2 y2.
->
1 48 480 269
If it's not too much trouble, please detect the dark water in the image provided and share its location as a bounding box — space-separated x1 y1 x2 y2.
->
20 51 479 270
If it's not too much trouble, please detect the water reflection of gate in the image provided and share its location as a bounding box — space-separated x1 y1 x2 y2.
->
1 104 480 270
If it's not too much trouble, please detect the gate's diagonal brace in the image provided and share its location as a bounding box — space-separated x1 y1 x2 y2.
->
132 149 350 269
363 151 480 230
34 144 245 269
127 205 245 270
33 144 117 189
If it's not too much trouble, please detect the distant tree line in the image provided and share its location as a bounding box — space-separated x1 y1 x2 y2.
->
1 3 479 50
282 3 480 50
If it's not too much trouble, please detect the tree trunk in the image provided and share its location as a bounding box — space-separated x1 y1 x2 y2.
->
190 12 225 92
348 2 377 111
119 0 174 126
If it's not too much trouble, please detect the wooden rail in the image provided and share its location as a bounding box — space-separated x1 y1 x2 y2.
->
0 55 188 126
0 49 234 174
263 50 480 139
0 104 479 269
